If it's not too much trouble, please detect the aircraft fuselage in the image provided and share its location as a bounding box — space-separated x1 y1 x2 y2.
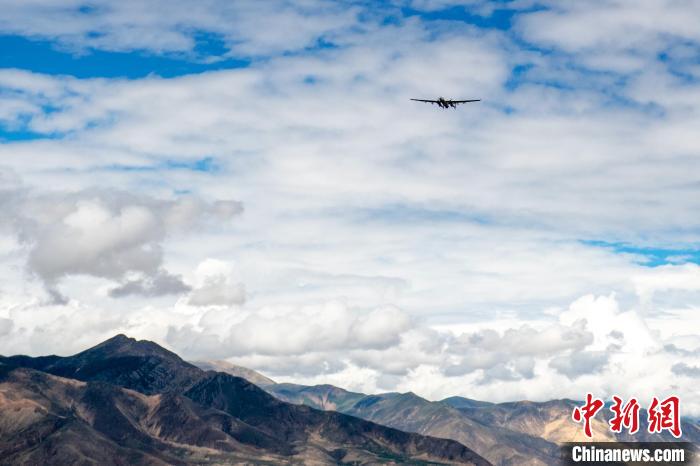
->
437 97 455 109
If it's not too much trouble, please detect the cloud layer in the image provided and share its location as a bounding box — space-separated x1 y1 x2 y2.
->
0 177 242 301
0 0 360 57
0 0 699 412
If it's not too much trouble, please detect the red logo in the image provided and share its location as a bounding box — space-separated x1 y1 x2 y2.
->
572 393 604 438
573 394 682 438
609 395 640 434
648 396 682 438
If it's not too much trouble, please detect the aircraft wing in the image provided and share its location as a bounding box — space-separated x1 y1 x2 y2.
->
448 99 480 104
410 99 439 103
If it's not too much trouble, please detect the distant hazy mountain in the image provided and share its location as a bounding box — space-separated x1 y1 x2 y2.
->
442 398 615 446
261 379 700 466
193 359 276 387
445 396 700 445
266 384 559 466
0 335 488 466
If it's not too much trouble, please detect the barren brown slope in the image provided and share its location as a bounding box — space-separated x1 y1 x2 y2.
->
443 398 614 444
0 335 490 465
444 397 700 445
0 366 299 465
186 371 490 465
267 384 558 466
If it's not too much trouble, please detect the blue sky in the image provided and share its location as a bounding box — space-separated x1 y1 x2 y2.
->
0 34 249 79
2 0 700 408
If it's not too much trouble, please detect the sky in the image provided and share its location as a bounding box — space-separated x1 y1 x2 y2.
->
1 0 700 413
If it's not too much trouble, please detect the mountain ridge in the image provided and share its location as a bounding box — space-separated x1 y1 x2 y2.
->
256 372 700 465
0 335 489 466
266 384 560 466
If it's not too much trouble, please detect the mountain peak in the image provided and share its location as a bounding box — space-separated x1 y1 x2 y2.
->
96 333 134 348
81 334 188 365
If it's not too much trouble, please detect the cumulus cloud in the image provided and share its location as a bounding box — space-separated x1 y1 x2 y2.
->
187 259 245 307
442 322 592 377
0 317 12 336
347 328 446 376
3 284 700 414
664 343 700 357
1 0 700 413
633 264 700 305
458 323 593 356
161 301 417 375
558 294 661 355
109 269 191 298
0 179 242 301
0 0 360 57
671 362 700 378
549 351 609 379
149 292 700 416
26 198 164 283
159 294 618 388
477 361 531 384
168 301 414 358
514 0 700 81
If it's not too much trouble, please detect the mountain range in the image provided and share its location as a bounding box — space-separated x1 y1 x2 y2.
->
0 335 488 465
1 335 697 465
199 360 700 466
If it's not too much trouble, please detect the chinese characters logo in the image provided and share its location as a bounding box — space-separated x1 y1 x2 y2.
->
572 394 681 438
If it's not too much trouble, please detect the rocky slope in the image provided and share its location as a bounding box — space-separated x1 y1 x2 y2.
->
265 382 700 465
0 336 489 466
267 385 558 466
444 396 700 444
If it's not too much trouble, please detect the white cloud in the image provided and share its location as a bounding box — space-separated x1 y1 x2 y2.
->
549 351 609 379
440 321 593 381
0 177 242 301
516 0 700 73
166 293 700 414
2 276 700 413
0 0 361 57
633 264 700 305
671 362 700 378
0 317 12 336
167 301 414 358
0 0 700 412
559 294 660 354
109 269 191 298
187 259 246 307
